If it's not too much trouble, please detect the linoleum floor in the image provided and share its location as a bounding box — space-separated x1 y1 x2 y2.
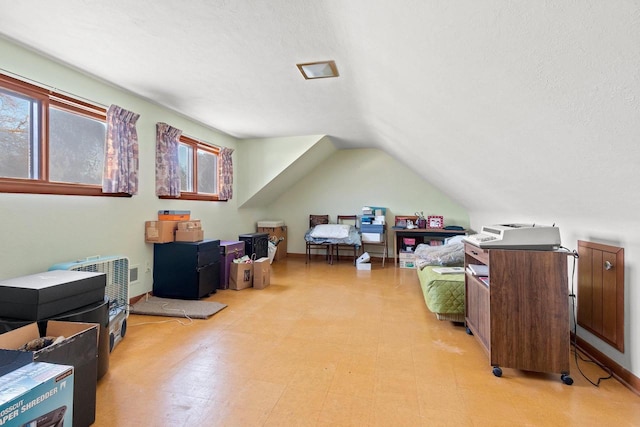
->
95 257 640 426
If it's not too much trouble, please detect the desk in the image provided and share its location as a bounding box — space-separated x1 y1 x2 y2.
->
393 228 467 267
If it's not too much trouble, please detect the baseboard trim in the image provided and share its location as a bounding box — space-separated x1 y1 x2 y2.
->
572 334 640 396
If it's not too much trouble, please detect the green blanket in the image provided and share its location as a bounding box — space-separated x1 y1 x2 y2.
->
417 266 465 314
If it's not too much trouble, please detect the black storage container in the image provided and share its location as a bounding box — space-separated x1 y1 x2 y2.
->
49 297 110 380
238 232 269 259
153 239 220 299
0 270 106 321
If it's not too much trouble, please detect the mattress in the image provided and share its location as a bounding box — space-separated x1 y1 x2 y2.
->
417 265 465 316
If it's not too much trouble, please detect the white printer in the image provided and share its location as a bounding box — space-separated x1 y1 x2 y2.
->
463 223 561 250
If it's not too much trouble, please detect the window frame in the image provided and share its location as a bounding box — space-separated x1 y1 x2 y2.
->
160 134 221 201
0 73 125 197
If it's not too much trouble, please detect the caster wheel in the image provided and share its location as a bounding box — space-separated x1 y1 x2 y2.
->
561 374 574 385
109 333 115 353
121 319 127 338
492 366 502 377
466 327 473 335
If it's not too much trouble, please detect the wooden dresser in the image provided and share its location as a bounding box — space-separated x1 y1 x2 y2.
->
464 243 573 384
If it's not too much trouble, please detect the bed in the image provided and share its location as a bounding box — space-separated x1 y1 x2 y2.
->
414 238 466 322
305 221 362 264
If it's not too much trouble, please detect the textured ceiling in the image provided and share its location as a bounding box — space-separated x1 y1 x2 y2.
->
1 1 639 222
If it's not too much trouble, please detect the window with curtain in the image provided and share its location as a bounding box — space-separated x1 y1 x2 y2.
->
0 72 139 197
156 124 230 201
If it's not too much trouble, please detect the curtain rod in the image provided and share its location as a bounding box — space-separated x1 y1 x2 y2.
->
0 67 110 109
181 132 221 150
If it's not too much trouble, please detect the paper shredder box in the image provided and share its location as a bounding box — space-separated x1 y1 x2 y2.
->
0 321 98 427
0 270 106 321
0 362 74 427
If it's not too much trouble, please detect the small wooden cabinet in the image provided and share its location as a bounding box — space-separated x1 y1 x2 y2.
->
464 243 573 384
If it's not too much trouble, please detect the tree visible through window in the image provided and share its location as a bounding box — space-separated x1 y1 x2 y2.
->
0 89 36 179
0 73 111 196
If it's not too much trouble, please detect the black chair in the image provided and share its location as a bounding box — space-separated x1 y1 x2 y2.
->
305 215 332 264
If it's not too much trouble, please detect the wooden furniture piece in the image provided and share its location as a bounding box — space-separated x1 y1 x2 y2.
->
305 214 331 264
464 242 573 384
361 223 388 267
577 240 625 352
334 215 359 264
393 228 466 266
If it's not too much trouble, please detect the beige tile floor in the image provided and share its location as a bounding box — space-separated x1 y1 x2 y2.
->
95 257 640 426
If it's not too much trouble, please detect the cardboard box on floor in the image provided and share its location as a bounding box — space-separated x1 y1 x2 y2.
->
253 257 271 289
0 321 98 427
230 262 253 290
0 362 74 427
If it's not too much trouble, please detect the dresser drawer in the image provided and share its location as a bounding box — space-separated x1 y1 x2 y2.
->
465 243 489 265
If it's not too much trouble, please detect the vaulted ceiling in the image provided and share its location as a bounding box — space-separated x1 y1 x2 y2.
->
1 1 638 222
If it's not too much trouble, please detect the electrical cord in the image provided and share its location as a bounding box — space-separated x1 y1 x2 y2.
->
565 247 613 386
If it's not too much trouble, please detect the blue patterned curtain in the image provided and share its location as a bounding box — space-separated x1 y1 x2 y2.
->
218 147 234 200
102 105 140 194
155 122 182 197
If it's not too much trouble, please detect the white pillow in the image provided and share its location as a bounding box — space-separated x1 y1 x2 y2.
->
310 224 350 239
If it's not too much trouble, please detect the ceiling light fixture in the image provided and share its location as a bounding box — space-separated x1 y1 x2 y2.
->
297 60 339 79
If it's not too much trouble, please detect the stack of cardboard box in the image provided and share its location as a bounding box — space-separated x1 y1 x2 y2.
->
145 210 205 243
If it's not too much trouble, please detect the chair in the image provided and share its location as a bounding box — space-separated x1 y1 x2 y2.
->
305 214 332 264
334 215 359 265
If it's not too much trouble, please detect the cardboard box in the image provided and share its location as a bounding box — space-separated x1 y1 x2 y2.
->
145 220 179 243
398 251 416 260
0 362 74 427
399 259 416 269
356 252 371 264
0 321 98 427
256 225 287 261
175 229 204 242
177 220 202 230
229 262 253 290
257 220 284 228
356 262 372 270
0 270 106 321
253 257 271 289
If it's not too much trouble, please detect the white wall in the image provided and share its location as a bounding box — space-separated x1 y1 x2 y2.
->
265 148 470 255
0 38 269 297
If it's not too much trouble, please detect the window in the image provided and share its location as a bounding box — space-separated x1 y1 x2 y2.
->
0 73 114 196
175 135 220 201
